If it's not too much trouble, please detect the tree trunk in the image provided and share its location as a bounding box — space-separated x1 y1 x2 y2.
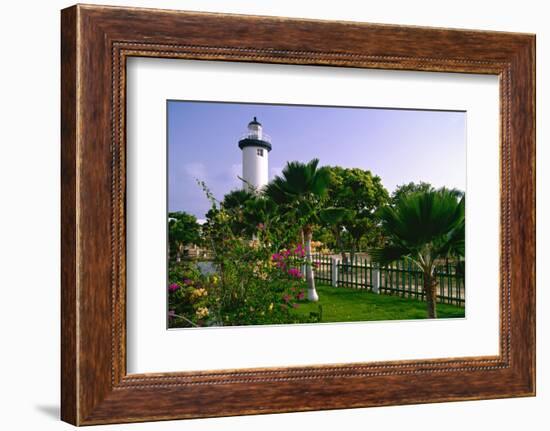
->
423 272 438 318
349 241 356 266
304 226 319 302
341 252 348 266
176 242 186 263
333 227 348 268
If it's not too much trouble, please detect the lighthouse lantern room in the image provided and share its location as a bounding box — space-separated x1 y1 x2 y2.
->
238 117 272 192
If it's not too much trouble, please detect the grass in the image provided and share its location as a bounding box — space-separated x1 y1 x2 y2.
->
291 284 465 323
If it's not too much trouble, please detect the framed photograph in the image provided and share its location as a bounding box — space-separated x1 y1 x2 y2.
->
61 4 535 425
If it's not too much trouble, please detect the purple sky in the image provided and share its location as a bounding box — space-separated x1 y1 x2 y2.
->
168 101 466 220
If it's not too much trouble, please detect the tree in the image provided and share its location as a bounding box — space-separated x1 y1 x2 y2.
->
242 195 281 243
222 189 254 211
370 189 465 318
325 167 389 263
219 189 287 245
265 159 331 302
391 181 434 206
319 207 351 262
345 217 380 263
168 211 202 261
220 189 255 236
391 181 464 206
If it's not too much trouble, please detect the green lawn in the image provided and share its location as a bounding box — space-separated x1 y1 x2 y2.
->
291 284 465 323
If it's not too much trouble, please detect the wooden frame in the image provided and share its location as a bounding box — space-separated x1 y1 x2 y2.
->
61 4 535 426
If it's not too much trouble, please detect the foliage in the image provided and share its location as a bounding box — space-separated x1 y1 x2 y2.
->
265 159 331 203
369 189 465 318
167 263 213 327
216 188 294 250
323 167 390 263
391 181 435 206
167 161 466 325
168 211 202 262
168 182 318 328
391 181 464 206
265 159 332 301
168 244 317 327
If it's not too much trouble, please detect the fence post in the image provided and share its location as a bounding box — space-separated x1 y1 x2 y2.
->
372 265 381 294
331 257 339 287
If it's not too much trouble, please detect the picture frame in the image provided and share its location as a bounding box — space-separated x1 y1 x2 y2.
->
60 4 535 425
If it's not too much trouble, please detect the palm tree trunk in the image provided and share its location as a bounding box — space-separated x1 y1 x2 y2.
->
423 272 438 318
304 226 319 302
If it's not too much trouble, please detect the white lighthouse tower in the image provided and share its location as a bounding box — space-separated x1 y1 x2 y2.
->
238 117 272 192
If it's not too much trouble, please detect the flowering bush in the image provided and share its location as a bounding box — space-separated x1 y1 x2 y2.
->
167 183 319 328
167 266 217 327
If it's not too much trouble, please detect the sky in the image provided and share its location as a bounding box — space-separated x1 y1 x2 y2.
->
168 100 466 220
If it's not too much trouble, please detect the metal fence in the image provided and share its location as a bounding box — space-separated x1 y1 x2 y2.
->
312 254 465 307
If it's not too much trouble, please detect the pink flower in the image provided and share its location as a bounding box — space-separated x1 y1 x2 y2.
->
294 244 305 257
287 268 302 278
282 294 291 303
296 291 305 300
168 283 180 293
183 278 193 286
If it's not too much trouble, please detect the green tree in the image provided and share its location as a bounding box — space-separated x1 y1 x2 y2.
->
168 211 202 261
242 196 281 242
220 189 255 236
265 159 331 302
391 181 464 206
325 167 389 263
219 189 286 244
222 189 254 211
318 207 351 260
370 189 465 318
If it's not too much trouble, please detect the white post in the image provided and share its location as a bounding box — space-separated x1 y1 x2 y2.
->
331 257 339 287
372 266 381 294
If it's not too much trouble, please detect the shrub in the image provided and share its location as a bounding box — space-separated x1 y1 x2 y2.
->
167 184 319 328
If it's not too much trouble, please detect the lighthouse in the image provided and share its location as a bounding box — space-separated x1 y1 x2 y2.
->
238 117 272 192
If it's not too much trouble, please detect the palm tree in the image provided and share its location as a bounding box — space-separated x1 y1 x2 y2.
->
370 189 465 318
222 189 254 211
265 159 331 302
242 195 280 241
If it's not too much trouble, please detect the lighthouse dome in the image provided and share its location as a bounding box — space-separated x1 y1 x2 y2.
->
238 116 272 152
248 116 262 126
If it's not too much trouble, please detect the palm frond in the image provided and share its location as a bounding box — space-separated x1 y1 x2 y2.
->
436 217 465 258
373 189 465 268
369 245 410 266
379 189 464 248
266 158 330 202
311 166 332 197
264 176 291 204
